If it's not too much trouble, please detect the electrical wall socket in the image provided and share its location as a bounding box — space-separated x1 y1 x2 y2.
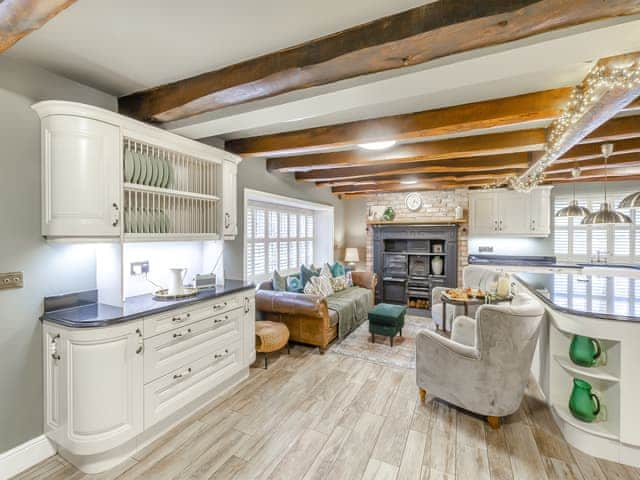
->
479 246 494 253
0 272 23 290
130 261 150 276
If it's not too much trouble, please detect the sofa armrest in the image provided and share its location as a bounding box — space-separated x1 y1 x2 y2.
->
351 271 377 290
255 289 328 318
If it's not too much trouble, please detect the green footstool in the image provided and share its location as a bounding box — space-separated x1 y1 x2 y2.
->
368 303 407 347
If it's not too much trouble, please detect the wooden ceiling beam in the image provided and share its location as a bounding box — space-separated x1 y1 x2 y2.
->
559 135 640 162
332 180 487 195
547 165 640 181
297 152 530 182
580 114 640 144
0 0 76 53
267 128 545 172
118 1 640 123
547 174 640 185
550 153 640 172
318 170 524 187
228 88 571 157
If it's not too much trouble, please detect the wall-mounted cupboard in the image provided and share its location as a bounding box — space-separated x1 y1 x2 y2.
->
33 101 241 242
469 186 552 237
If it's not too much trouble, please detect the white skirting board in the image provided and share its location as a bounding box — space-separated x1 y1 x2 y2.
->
0 435 56 480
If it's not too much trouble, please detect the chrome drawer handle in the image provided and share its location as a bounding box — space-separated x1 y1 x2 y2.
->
172 313 191 323
214 315 229 324
214 349 229 359
50 334 61 360
173 367 192 379
173 328 192 338
213 301 228 310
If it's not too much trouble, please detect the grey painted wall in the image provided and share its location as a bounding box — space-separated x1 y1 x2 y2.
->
0 57 116 453
213 156 346 280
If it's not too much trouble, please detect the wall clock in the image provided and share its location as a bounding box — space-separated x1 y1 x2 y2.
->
405 192 423 212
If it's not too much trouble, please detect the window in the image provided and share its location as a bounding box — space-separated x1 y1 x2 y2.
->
553 189 640 263
246 201 316 282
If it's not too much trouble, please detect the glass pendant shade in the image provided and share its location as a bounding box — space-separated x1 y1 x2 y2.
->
619 191 640 208
581 201 632 225
556 199 591 218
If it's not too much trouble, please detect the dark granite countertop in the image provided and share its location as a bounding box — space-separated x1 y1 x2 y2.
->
514 272 640 322
41 280 255 328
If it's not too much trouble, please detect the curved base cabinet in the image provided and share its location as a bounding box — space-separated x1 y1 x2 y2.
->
524 292 640 467
43 290 255 473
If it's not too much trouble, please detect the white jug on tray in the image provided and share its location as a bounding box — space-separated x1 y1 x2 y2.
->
168 267 187 295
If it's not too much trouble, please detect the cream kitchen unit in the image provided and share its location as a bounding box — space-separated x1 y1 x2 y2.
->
42 284 255 474
33 101 241 241
469 186 552 236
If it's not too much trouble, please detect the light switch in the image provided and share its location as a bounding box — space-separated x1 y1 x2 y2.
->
0 272 23 290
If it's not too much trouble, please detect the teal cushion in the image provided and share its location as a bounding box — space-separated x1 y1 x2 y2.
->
331 261 346 278
300 264 320 287
286 275 303 293
272 271 286 291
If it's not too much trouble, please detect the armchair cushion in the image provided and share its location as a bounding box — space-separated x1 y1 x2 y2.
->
451 315 476 347
331 261 346 277
272 270 287 291
301 264 320 287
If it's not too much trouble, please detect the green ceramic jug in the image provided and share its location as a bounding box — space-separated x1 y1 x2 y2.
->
569 378 600 423
569 335 601 367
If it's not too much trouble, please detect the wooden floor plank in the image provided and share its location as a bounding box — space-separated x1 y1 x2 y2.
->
397 430 427 480
327 411 385 480
503 422 549 480
13 346 638 480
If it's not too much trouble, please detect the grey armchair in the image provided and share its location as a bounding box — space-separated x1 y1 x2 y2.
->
431 265 500 330
416 293 544 429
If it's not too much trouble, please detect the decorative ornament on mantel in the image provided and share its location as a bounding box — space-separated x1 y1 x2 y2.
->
505 53 640 193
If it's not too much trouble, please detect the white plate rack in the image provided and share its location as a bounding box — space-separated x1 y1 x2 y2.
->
122 138 221 240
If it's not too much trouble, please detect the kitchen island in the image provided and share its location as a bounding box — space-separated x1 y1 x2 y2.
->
515 271 640 467
41 282 256 473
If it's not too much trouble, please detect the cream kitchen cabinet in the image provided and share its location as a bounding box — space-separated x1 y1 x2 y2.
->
33 101 242 241
43 288 255 474
222 159 239 239
43 321 143 470
469 186 552 237
40 114 121 237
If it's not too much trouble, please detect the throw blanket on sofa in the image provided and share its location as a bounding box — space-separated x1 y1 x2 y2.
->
327 287 373 339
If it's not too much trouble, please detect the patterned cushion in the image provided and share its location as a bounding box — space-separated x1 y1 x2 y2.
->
320 263 333 279
331 261 346 278
304 279 322 296
286 275 303 293
272 270 286 291
330 275 348 292
300 264 320 287
311 274 334 297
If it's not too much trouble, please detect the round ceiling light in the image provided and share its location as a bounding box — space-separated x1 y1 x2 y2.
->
358 140 397 150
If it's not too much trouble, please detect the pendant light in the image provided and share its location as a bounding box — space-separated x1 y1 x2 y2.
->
581 143 633 225
555 167 591 218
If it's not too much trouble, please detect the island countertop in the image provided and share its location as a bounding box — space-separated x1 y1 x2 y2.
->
514 272 640 322
41 280 256 328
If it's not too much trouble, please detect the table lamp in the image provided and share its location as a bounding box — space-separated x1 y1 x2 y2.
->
344 247 360 266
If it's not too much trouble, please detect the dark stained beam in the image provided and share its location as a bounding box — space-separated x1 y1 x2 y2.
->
297 153 531 182
0 0 76 53
227 88 571 157
318 170 524 187
580 114 640 144
118 1 640 123
267 129 545 172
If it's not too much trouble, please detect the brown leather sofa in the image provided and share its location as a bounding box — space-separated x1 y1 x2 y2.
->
255 271 377 352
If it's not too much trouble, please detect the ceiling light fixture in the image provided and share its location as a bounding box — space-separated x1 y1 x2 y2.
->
555 166 591 218
400 179 418 185
358 140 397 151
581 143 633 225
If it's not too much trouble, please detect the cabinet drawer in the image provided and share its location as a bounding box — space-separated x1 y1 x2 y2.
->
143 293 243 338
143 309 241 383
143 341 241 429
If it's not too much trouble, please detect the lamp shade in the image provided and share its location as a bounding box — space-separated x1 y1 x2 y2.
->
555 200 591 218
581 201 632 225
344 247 360 263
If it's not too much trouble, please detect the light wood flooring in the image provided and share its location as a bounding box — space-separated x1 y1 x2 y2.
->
14 345 640 480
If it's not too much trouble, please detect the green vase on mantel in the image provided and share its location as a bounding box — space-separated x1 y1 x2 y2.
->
569 378 601 423
569 335 601 367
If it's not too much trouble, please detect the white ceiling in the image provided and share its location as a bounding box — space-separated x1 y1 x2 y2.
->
6 3 640 144
6 0 428 95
